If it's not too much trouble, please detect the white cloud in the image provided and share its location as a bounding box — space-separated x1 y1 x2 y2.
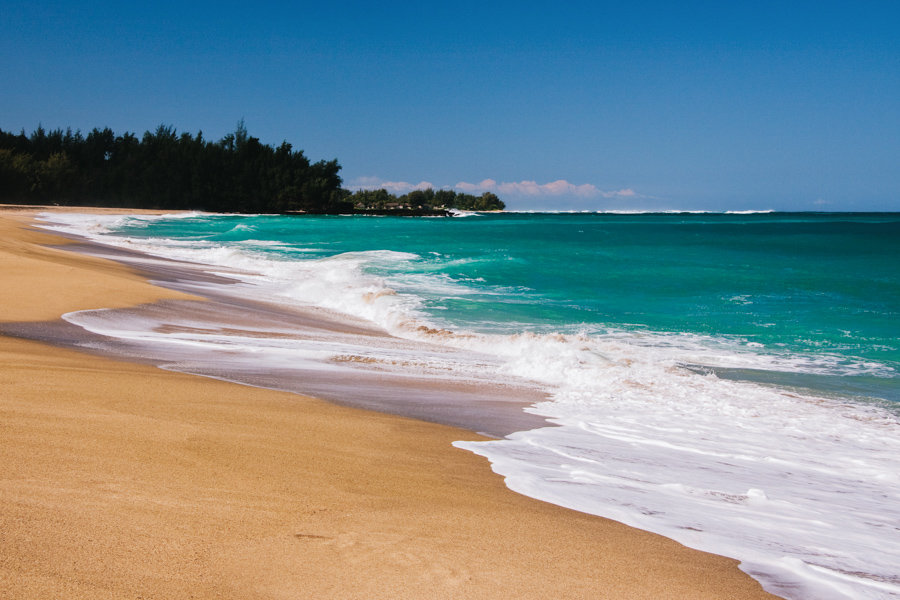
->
347 177 434 194
455 178 636 199
349 176 638 201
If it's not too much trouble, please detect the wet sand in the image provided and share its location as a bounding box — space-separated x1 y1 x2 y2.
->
0 206 779 599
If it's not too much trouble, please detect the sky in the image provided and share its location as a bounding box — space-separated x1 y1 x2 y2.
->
2 1 899 211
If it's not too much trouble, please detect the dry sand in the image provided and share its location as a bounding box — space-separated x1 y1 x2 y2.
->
0 207 780 599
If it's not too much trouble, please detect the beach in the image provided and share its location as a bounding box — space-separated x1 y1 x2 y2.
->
0 206 780 598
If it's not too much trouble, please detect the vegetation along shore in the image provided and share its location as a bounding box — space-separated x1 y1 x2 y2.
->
0 123 504 214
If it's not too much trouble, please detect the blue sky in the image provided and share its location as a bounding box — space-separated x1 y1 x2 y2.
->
2 1 898 211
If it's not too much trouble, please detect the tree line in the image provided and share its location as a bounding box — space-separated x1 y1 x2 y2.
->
345 187 504 212
0 123 504 214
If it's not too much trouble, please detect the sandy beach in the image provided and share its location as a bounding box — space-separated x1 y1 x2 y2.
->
0 207 779 599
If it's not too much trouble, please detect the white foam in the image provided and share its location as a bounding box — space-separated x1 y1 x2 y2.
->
448 209 480 217
452 332 900 599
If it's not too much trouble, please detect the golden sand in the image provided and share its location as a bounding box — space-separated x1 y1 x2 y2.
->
0 207 779 599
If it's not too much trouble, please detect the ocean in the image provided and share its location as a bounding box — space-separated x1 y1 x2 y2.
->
39 211 900 599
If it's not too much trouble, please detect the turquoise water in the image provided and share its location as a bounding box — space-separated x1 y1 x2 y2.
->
115 211 900 405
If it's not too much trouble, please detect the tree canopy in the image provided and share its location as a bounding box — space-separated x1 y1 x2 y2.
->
346 187 504 212
0 121 504 214
0 122 346 213
0 123 506 214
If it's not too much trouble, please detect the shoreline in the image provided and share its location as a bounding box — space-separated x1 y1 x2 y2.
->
0 206 778 598
9 208 552 438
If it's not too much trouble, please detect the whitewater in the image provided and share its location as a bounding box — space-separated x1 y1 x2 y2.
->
37 211 900 600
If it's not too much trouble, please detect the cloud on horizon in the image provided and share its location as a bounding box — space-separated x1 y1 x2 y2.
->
346 177 434 194
456 179 636 199
349 176 636 200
